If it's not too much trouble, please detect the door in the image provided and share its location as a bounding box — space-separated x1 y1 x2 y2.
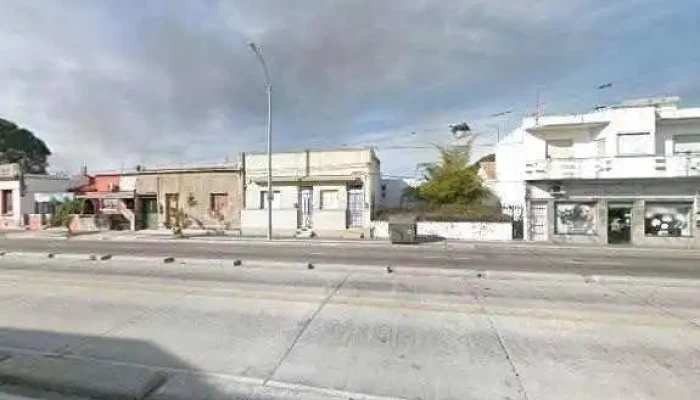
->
298 187 313 229
529 202 548 241
347 189 364 227
608 204 632 244
140 197 158 230
165 194 179 227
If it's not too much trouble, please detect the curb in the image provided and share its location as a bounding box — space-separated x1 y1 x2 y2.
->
3 250 700 287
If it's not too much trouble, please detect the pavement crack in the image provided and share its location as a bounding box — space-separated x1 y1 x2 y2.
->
262 271 353 386
471 284 530 400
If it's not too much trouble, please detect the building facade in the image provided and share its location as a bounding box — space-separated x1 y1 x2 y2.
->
0 163 71 229
127 163 244 231
241 148 380 237
496 97 700 247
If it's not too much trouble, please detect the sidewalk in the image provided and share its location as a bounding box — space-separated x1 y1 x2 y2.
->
4 228 700 256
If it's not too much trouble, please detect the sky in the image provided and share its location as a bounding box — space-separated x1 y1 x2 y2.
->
1 0 699 177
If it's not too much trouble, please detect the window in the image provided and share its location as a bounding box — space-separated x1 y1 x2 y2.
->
546 140 573 159
320 190 339 210
644 202 692 237
595 138 606 158
210 193 228 213
1 189 12 215
555 202 597 235
673 134 700 154
260 191 281 209
617 132 651 155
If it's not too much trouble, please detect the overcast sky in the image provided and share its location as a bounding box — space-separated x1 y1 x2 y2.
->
1 0 699 176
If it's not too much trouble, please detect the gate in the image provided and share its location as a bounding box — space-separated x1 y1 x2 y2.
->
347 189 364 227
502 205 524 239
529 202 548 241
298 187 313 230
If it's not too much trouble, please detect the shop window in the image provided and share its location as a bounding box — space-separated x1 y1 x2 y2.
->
555 202 597 235
644 202 692 237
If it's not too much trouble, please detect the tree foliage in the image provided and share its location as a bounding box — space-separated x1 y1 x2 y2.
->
0 117 52 173
49 199 84 233
412 142 491 207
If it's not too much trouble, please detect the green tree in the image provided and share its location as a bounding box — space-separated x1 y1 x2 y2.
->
0 117 52 173
49 198 84 235
413 140 491 207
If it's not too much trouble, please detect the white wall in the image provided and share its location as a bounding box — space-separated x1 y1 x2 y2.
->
240 209 298 230
370 220 512 241
0 180 21 227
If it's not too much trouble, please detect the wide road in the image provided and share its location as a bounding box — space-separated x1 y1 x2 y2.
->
2 237 700 278
0 255 699 399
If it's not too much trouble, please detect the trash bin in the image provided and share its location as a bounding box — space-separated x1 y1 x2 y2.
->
389 215 418 244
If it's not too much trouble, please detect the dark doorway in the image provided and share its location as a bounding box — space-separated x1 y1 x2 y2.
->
140 197 158 230
608 204 632 244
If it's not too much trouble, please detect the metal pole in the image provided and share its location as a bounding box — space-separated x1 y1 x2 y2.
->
248 41 273 240
266 84 272 240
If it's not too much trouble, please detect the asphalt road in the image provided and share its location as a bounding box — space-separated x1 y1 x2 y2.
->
0 256 698 400
1 237 700 278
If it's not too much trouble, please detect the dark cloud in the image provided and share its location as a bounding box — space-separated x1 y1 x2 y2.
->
0 0 697 174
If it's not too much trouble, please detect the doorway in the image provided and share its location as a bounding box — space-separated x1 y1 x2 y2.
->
608 204 632 244
298 187 313 230
347 189 364 227
529 202 548 241
165 194 179 227
140 197 158 230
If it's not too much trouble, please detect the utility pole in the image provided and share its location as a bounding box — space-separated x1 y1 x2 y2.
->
248 41 273 240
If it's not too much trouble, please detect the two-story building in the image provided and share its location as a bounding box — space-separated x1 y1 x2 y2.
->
241 148 381 238
496 97 700 247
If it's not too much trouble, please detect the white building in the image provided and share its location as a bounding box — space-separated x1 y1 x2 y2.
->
241 148 381 238
0 163 71 229
495 97 700 247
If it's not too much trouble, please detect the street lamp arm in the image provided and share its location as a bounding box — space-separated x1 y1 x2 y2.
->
248 41 271 89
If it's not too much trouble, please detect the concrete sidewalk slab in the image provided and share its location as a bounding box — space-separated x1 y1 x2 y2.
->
0 353 166 400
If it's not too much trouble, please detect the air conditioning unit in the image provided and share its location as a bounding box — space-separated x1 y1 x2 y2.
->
548 183 566 197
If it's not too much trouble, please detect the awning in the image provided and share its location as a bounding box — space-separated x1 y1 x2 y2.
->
34 192 74 203
251 174 361 184
527 121 609 133
77 191 135 200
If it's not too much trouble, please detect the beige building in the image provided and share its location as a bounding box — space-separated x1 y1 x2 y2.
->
241 148 381 238
126 163 244 231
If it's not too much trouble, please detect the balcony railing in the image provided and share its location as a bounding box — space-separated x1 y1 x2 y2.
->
525 155 700 180
0 163 20 179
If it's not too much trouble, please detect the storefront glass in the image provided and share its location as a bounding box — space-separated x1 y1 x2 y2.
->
644 202 692 237
555 202 597 235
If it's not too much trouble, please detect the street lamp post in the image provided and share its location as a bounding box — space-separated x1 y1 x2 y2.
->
248 41 273 240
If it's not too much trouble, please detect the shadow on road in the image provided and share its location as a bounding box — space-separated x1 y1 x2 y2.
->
0 327 281 400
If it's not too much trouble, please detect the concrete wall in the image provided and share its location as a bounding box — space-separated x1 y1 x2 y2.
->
0 180 21 228
134 170 244 230
240 209 298 236
370 220 512 241
312 210 347 232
